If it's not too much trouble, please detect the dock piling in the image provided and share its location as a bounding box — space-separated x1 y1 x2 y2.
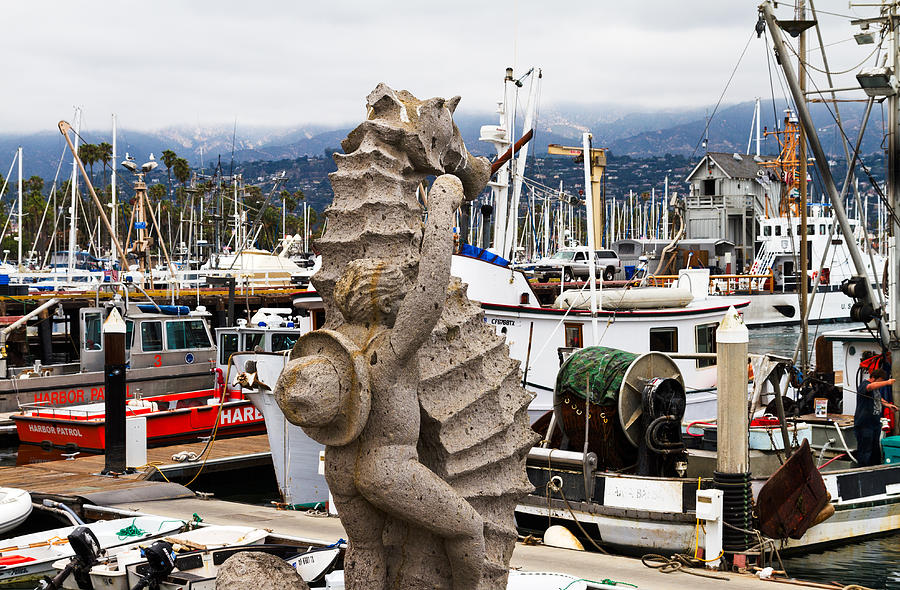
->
102 307 127 475
714 306 752 555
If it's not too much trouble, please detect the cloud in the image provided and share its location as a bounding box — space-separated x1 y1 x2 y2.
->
0 1 881 135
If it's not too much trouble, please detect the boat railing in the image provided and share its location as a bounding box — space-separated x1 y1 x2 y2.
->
17 400 156 420
646 271 775 295
10 362 80 379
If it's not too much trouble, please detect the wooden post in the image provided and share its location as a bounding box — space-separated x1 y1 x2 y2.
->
38 309 52 366
102 308 127 475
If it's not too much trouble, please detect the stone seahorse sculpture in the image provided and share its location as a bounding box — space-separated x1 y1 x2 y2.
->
308 84 537 589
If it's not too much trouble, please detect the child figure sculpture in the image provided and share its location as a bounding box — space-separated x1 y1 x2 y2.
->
275 175 484 589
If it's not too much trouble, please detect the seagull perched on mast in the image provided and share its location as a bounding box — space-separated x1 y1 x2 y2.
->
121 153 138 173
141 153 158 174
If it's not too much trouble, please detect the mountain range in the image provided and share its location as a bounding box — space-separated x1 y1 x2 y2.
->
0 99 885 182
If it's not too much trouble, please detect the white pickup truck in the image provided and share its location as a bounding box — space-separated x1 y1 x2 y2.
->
531 247 621 282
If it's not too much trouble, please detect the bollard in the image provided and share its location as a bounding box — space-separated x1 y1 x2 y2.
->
102 308 127 475
714 306 751 554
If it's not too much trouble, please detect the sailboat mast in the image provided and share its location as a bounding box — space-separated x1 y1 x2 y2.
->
111 114 117 259
17 146 22 270
67 111 80 279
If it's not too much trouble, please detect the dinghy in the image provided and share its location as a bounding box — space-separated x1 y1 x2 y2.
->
0 489 31 536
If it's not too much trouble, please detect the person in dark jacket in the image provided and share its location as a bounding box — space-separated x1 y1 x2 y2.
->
855 367 897 466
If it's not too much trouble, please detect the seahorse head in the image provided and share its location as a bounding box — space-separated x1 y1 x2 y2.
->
342 83 489 200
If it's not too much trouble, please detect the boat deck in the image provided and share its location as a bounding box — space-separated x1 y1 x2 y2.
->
0 434 271 505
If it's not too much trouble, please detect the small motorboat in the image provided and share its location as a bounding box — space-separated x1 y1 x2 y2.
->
12 388 265 452
49 533 342 590
0 489 32 536
49 525 272 589
0 515 184 586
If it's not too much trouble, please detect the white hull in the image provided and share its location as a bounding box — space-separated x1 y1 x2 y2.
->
0 489 31 536
517 464 900 555
239 354 329 508
741 289 854 327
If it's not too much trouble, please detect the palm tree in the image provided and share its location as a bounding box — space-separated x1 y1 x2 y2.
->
97 142 112 189
78 144 99 186
161 150 178 198
173 157 191 189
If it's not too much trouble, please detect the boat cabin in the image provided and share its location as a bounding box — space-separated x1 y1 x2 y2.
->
214 308 313 376
79 303 215 373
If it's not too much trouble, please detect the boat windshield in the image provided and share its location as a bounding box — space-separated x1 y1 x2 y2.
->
550 251 576 261
166 320 212 350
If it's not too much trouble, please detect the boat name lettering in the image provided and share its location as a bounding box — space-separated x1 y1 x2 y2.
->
489 319 517 327
26 423 82 437
220 406 263 425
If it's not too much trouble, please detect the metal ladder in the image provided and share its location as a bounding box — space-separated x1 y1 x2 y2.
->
749 241 776 275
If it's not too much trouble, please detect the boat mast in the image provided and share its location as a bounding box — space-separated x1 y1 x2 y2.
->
798 0 810 375
885 0 900 419
67 110 80 280
111 114 117 260
582 133 600 344
761 1 891 350
16 146 22 271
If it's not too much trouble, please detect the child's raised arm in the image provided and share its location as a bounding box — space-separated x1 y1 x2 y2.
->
390 174 463 362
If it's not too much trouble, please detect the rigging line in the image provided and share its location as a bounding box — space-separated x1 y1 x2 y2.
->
0 151 17 204
776 2 863 21
521 177 578 202
28 144 69 264
780 34 898 227
690 28 756 161
781 33 884 76
764 30 784 151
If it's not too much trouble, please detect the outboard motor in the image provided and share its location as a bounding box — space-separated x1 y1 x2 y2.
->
37 526 101 590
130 541 176 590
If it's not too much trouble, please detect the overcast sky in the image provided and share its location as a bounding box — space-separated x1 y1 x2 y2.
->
0 1 886 135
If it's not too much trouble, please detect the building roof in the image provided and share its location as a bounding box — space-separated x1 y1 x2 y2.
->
686 152 781 182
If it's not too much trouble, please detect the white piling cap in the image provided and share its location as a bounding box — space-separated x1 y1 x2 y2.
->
716 305 748 344
102 307 127 334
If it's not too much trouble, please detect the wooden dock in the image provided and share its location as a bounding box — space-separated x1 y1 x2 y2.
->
0 434 271 507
